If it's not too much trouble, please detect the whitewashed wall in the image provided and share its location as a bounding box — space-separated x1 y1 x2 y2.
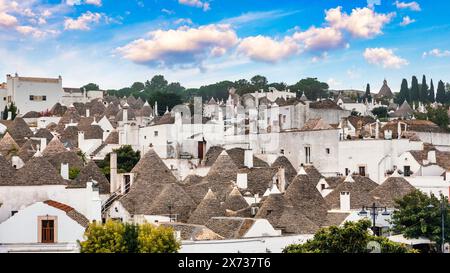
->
180 235 313 253
0 202 85 244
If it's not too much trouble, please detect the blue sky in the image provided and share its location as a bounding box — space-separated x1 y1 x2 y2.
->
0 0 449 93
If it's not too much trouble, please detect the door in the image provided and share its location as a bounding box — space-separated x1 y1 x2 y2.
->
198 141 205 160
404 166 411 177
359 166 366 177
41 220 55 243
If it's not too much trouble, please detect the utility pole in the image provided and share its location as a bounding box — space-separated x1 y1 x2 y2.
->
359 202 390 236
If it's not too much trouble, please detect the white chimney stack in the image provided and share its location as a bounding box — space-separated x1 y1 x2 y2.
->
428 150 437 164
397 122 401 139
110 152 118 193
375 121 379 139
340 191 351 211
61 163 69 180
78 131 84 149
7 111 12 120
86 108 90 118
40 138 47 153
244 149 253 168
277 167 286 193
237 173 248 189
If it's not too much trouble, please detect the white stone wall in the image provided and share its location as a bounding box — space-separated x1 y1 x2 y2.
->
0 202 85 244
180 235 313 253
6 75 63 114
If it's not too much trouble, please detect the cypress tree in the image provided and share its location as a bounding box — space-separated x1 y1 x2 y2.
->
436 80 446 103
420 75 428 103
429 79 435 103
399 79 410 104
410 76 420 102
365 83 371 102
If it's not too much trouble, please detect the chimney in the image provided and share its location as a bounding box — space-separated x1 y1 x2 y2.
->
86 108 90 118
244 149 253 168
78 131 84 148
340 191 351 211
110 152 118 193
277 167 286 193
397 121 401 139
123 105 128 123
7 111 12 120
40 138 47 153
86 179 102 222
61 163 69 180
428 150 437 164
236 173 248 189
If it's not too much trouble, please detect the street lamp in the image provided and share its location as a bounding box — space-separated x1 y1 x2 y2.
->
359 203 389 236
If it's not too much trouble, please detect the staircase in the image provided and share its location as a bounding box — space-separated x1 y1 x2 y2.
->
101 183 131 214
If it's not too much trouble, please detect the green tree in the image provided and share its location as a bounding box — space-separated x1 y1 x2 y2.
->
138 223 181 253
410 76 420 102
79 220 127 253
130 82 145 92
69 167 80 180
420 75 429 103
436 80 446 103
283 220 415 253
81 83 100 91
372 106 388 119
290 78 329 100
149 91 183 116
146 75 169 93
250 75 268 91
123 223 139 253
2 105 7 120
391 190 450 252
429 79 435 103
426 106 449 129
97 145 141 180
9 103 17 120
364 83 372 102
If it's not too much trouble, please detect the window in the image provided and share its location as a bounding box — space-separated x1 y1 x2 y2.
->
345 168 350 176
11 211 18 216
321 184 326 190
154 131 158 137
43 96 46 101
404 166 411 177
359 166 366 177
326 148 330 154
41 220 55 243
29 95 34 101
280 149 284 154
305 146 311 164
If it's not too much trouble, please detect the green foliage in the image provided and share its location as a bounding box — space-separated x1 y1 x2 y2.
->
372 107 388 119
250 75 268 91
426 106 449 129
410 76 420 102
96 145 140 180
9 103 17 120
283 220 415 253
138 223 181 253
429 79 435 103
123 223 139 253
69 167 80 180
364 83 372 102
79 221 180 253
148 91 183 116
81 83 100 91
436 80 447 104
391 190 450 251
77 150 87 164
2 105 7 120
420 75 429 103
351 110 361 116
289 77 329 100
79 221 127 253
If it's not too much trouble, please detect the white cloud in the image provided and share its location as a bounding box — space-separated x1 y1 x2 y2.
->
0 11 17 27
293 26 344 51
325 6 395 38
15 25 58 38
64 11 102 30
400 16 415 26
117 24 238 67
178 0 210 12
364 48 408 69
174 18 193 25
66 0 102 6
423 49 450 58
237 35 299 63
394 1 421 11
